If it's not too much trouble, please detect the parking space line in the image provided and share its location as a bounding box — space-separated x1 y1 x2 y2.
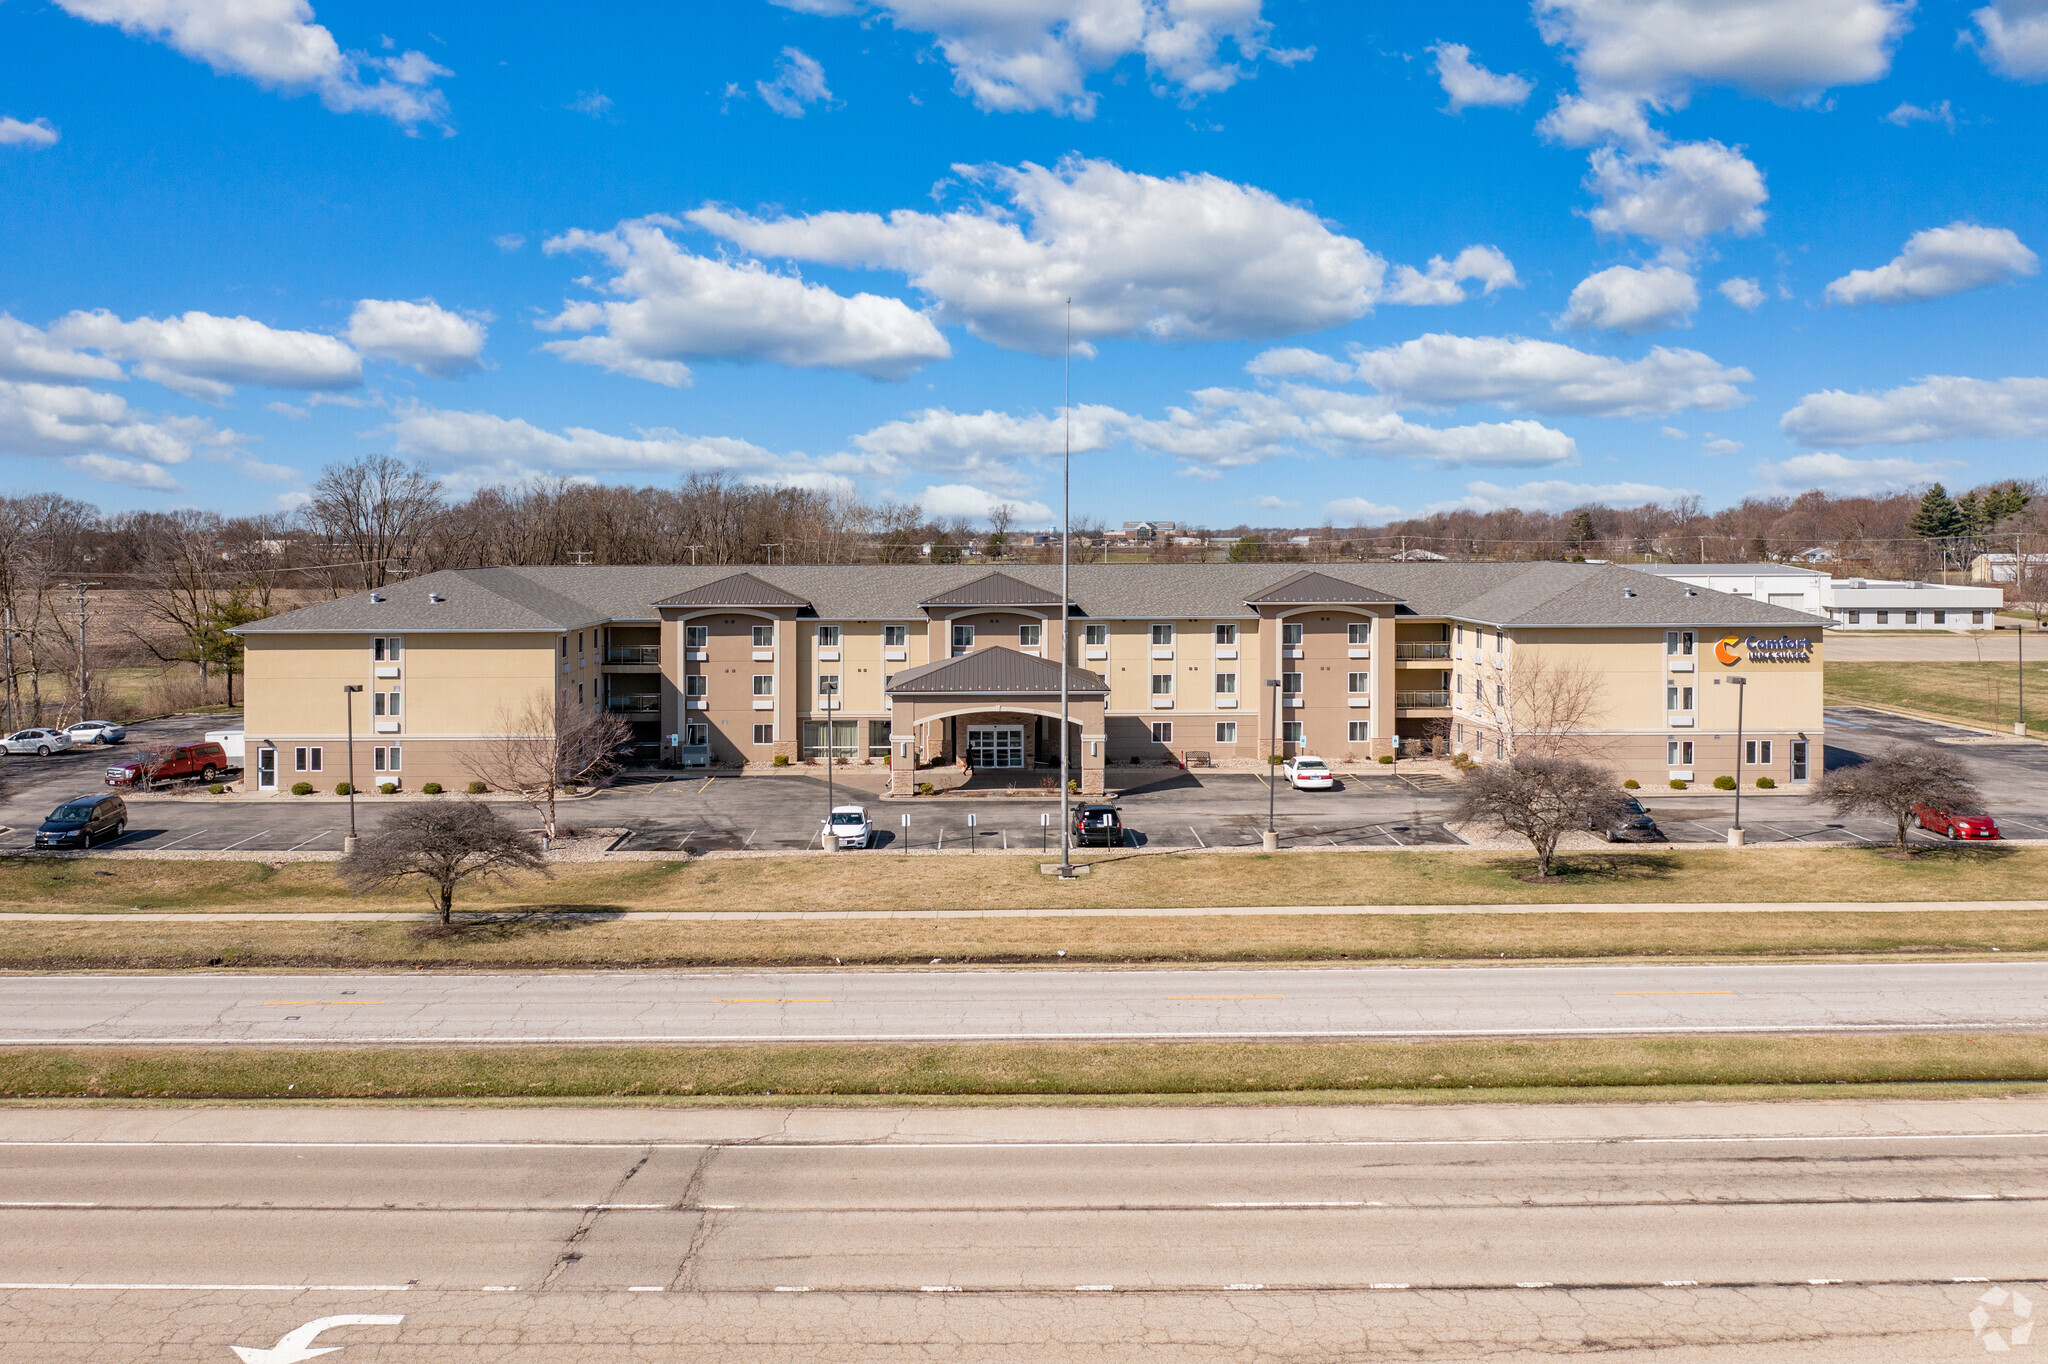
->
149 829 207 850
218 829 270 852
697 775 715 794
282 830 330 852
1188 826 1206 848
742 829 756 849
1754 824 1807 843
1375 824 1404 847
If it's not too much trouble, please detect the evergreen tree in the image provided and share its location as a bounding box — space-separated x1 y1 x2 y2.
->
1227 535 1264 563
1565 510 1596 549
1957 491 1985 537
1910 484 1965 540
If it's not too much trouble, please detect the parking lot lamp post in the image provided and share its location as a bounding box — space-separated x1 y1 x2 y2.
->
1728 676 1747 847
824 710 835 851
1264 677 1282 852
1058 297 1075 880
2019 624 2027 738
342 684 363 854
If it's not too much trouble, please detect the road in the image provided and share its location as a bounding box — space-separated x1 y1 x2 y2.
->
4 1101 2045 1361
7 962 2046 1043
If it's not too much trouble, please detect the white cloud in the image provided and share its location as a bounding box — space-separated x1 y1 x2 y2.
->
235 456 300 482
53 0 452 130
493 233 526 253
0 116 59 148
541 217 950 383
1560 264 1699 333
1781 374 2048 446
757 48 832 118
275 489 312 510
1719 277 1766 310
345 298 487 377
1973 1 2048 80
1703 437 1743 455
66 453 183 490
1660 426 1687 439
850 405 1123 494
1348 333 1748 417
915 483 1052 523
1538 92 1656 150
49 308 361 396
0 315 125 382
1240 494 1301 510
1585 140 1766 245
1429 42 1533 113
1886 99 1956 129
0 377 230 465
1752 451 1961 495
1385 245 1520 305
693 158 1486 355
1825 223 2039 305
1424 478 1697 515
770 0 1307 118
1244 347 1356 383
567 90 613 118
1325 496 1402 522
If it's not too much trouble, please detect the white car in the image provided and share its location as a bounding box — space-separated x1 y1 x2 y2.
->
825 804 872 850
64 720 126 746
1283 755 1334 790
2 728 74 757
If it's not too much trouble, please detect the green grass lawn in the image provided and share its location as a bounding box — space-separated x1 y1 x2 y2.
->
1826 660 2048 734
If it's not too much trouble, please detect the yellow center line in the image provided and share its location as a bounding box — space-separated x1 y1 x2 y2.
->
261 1001 384 1006
1170 995 1287 1001
1613 991 1734 996
715 998 833 1003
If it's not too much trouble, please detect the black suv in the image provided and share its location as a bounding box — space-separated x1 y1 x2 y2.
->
35 794 128 849
1073 803 1126 847
1589 794 1663 843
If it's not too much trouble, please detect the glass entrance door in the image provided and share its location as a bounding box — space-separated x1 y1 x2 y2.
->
966 725 1025 768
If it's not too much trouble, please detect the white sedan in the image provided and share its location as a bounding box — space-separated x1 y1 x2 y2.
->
2 728 74 757
825 804 873 850
1283 755 1334 790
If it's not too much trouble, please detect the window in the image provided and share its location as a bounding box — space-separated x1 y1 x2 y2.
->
1494 628 1504 652
752 674 774 696
1018 623 1041 647
1455 673 1463 695
1791 739 1808 780
1215 721 1237 743
817 625 841 647
1876 611 1889 624
1666 683 1694 711
1745 739 1773 765
1495 737 1504 760
1847 610 1861 624
752 723 774 745
576 631 584 653
577 683 585 705
1455 723 1464 743
869 719 892 757
1665 630 1695 656
294 746 322 773
752 624 774 647
1215 623 1236 645
1151 623 1174 646
372 636 402 662
1668 739 1694 765
1495 682 1504 706
1150 673 1174 695
883 625 907 646
1214 672 1237 694
685 675 707 697
373 690 401 717
1973 610 1987 625
1348 721 1370 742
1281 622 1303 646
686 722 709 747
685 625 708 648
1934 610 1947 625
951 623 975 652
372 745 400 772
1347 672 1369 693
1903 611 1918 625
1151 721 1172 743
818 673 841 696
1282 721 1303 743
560 636 568 658
1282 671 1303 694
1084 623 1108 645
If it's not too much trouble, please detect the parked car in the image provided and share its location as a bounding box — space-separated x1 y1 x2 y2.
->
1590 794 1664 843
63 720 126 746
825 804 872 850
1283 755 1334 790
33 794 128 849
1073 803 1125 847
105 741 232 789
2 728 73 757
1914 805 2002 840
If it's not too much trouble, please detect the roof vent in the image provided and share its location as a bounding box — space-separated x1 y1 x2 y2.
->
428 592 445 604
1684 587 1698 596
1622 587 1637 598
369 592 385 603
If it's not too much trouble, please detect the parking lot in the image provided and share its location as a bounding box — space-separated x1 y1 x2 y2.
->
1 707 2044 856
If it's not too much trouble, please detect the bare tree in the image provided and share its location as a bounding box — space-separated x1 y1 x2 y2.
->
337 801 548 924
1503 649 1607 759
304 454 444 590
461 691 631 845
1449 755 1632 878
1818 743 1986 849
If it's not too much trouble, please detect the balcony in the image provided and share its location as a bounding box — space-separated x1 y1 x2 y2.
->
604 645 661 673
1394 642 1451 660
1395 690 1451 709
606 693 661 715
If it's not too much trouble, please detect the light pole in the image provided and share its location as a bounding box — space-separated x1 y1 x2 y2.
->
1728 675 1747 847
342 684 364 853
823 700 836 852
2019 617 2028 738
1263 677 1282 852
1058 298 1075 879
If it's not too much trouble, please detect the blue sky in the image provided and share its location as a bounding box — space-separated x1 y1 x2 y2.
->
4 0 2047 529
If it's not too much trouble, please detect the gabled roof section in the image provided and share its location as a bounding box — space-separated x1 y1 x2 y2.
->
1246 569 1402 606
884 646 1109 696
918 571 1066 608
655 572 812 609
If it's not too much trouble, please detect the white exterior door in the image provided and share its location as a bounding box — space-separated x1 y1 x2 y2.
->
966 725 1025 768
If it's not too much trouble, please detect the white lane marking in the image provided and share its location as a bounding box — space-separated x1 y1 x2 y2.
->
1808 1278 1843 1285
0 1283 410 1292
282 830 331 853
1370 1282 1410 1290
742 829 756 849
1515 1282 1552 1289
772 1286 810 1293
217 829 272 852
1662 1280 1699 1287
1188 826 1206 848
1210 1201 1369 1208
1224 1283 1264 1290
627 1286 664 1292
0 1201 95 1207
230 1313 402 1364
1074 1284 1114 1291
919 1285 959 1293
149 829 208 850
1375 825 1404 847
480 1286 519 1292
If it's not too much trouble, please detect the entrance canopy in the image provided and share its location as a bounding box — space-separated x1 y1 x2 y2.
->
884 647 1109 795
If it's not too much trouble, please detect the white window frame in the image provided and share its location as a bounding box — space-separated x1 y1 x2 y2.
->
883 624 907 646
752 723 775 745
1282 671 1303 695
1084 623 1109 646
1151 623 1175 646
1746 739 1773 765
1215 721 1237 743
685 674 707 697
1347 622 1371 645
752 674 774 696
1347 672 1369 694
1666 683 1695 711
1215 623 1236 645
818 673 841 696
1214 672 1237 695
372 636 403 662
817 625 842 647
1018 623 1042 647
952 623 975 651
1281 721 1304 744
294 746 322 773
1151 721 1173 743
685 625 708 648
1348 721 1370 742
752 624 775 647
1665 630 1694 656
1281 622 1303 646
1150 672 1174 696
1668 739 1694 765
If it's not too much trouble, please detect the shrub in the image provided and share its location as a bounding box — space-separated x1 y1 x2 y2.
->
1378 754 1395 765
334 782 353 796
916 781 936 796
1451 751 1475 770
1622 778 1640 789
466 780 488 795
773 754 790 767
1712 775 1737 791
1756 776 1776 789
1669 779 1688 790
207 783 226 796
379 781 399 795
291 781 314 796
422 782 443 795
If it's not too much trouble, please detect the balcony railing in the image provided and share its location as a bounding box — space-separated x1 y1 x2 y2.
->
1393 642 1451 660
1395 690 1451 708
606 693 661 713
605 645 661 664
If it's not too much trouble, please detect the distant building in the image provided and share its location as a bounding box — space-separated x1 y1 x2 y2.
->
1635 563 2003 630
1972 552 2048 584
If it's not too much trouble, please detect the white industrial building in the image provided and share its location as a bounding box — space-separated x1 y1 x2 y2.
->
1633 564 2004 630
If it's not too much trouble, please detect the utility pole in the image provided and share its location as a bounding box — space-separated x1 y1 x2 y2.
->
568 549 593 566
1059 297 1075 879
1 605 14 733
64 582 101 723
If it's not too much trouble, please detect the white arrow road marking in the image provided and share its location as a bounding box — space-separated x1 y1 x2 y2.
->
229 1314 402 1363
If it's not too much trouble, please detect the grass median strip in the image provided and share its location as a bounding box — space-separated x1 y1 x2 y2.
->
5 1035 2048 1102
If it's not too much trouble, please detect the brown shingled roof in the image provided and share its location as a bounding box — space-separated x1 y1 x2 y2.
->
884 646 1109 696
1245 569 1403 606
917 571 1066 608
654 572 812 609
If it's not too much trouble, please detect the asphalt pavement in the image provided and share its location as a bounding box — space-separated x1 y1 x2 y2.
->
4 1101 2045 1361
7 962 2044 1043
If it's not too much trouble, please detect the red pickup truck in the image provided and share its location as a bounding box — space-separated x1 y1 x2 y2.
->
105 741 234 789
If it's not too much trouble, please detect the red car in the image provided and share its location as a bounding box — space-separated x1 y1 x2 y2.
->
1913 805 2002 840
